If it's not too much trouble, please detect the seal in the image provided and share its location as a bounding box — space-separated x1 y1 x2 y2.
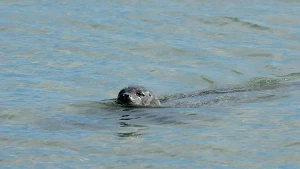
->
116 86 161 107
115 81 297 108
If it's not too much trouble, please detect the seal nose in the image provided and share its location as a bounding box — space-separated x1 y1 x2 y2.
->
122 93 130 98
117 91 135 105
118 93 131 101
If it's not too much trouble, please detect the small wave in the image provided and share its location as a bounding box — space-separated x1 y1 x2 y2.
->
247 77 281 88
277 72 300 81
222 16 270 31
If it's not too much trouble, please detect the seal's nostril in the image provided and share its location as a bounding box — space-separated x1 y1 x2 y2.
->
120 93 131 100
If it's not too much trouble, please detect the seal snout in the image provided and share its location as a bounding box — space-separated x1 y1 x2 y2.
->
117 92 133 105
119 93 131 100
122 93 130 98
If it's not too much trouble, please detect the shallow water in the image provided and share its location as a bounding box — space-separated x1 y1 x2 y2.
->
1 0 300 168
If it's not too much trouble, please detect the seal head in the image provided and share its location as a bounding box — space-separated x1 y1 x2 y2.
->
116 86 161 107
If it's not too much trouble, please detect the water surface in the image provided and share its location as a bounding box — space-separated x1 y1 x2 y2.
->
1 0 300 168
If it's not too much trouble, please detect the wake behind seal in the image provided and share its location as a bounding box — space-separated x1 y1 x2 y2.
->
116 86 161 107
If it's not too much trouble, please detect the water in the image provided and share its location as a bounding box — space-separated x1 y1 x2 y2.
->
1 0 300 168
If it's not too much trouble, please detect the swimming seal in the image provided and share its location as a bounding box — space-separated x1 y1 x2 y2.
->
116 86 161 107
115 82 297 108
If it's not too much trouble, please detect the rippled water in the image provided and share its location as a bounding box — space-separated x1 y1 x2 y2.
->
1 0 300 168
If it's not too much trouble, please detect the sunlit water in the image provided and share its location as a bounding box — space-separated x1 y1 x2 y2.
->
1 0 300 168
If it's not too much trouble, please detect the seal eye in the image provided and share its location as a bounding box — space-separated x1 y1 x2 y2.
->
136 91 145 97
